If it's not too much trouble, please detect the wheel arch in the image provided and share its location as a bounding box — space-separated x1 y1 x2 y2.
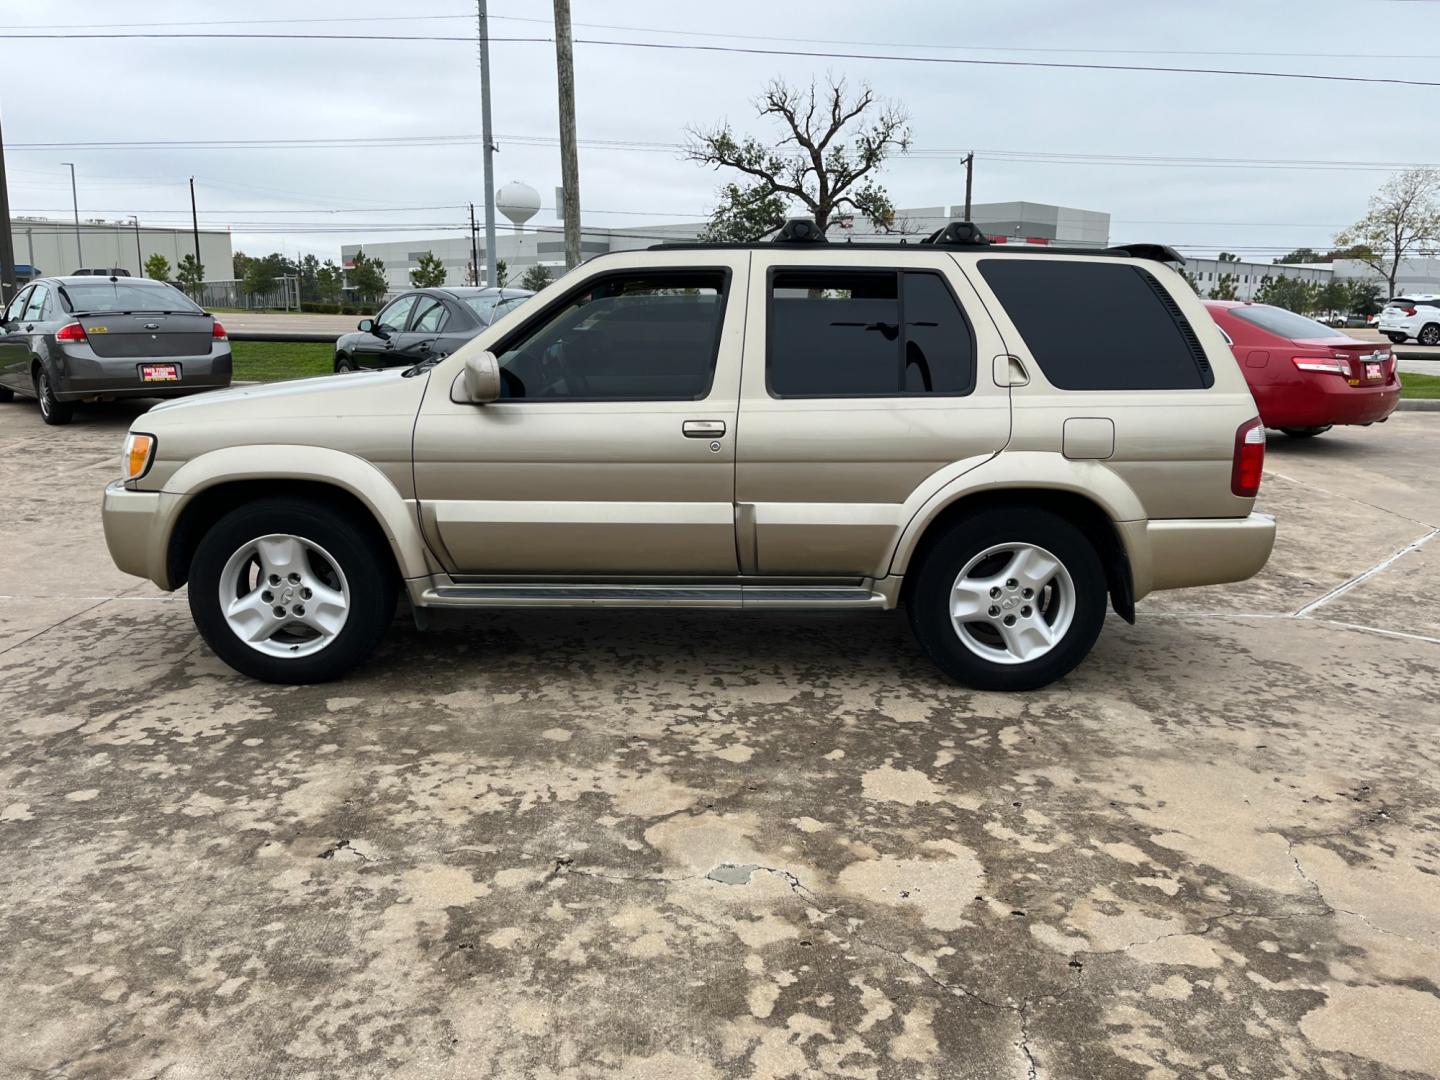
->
158 446 432 589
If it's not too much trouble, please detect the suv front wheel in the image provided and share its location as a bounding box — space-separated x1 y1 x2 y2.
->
188 497 398 683
908 508 1107 691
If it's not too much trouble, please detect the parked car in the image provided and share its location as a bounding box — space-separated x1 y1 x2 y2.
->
1376 295 1440 345
71 267 132 277
332 286 533 372
101 229 1274 690
1205 300 1400 438
0 276 231 425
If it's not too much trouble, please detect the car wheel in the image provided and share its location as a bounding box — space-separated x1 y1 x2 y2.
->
334 354 356 372
907 507 1107 691
1280 426 1332 438
187 497 398 683
1418 324 1440 347
33 367 75 426
1386 333 1408 344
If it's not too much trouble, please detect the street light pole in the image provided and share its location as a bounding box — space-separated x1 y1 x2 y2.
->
477 0 498 288
0 109 18 304
61 161 82 268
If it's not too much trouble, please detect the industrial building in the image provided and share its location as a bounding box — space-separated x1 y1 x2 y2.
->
341 199 1115 292
7 216 233 283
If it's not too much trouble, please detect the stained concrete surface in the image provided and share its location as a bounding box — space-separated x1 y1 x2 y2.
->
0 399 1437 1080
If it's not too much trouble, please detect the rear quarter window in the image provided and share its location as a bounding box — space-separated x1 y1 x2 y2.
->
979 259 1213 390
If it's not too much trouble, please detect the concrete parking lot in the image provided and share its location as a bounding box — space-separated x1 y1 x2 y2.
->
1 399 1437 1080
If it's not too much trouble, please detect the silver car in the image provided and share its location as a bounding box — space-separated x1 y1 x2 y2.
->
0 276 232 425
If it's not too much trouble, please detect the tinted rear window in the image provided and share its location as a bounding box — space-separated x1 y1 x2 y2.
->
1229 304 1348 340
979 260 1212 390
61 281 201 314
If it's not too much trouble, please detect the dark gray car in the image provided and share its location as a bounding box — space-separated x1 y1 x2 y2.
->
0 276 232 425
333 286 533 372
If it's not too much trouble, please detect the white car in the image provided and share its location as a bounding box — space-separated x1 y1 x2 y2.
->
1377 295 1440 345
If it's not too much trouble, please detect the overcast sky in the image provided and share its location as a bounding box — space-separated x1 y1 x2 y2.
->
3 0 1435 265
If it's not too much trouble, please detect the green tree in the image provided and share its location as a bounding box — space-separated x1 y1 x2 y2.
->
298 254 321 302
409 251 447 288
1209 273 1239 301
347 249 388 305
316 259 344 304
175 254 205 296
243 257 280 302
1316 278 1350 317
1335 167 1440 297
1217 251 1240 263
494 259 509 287
143 253 171 281
232 251 253 280
1177 267 1201 293
685 75 911 240
1255 275 1321 314
520 263 553 292
1343 278 1384 316
1274 247 1323 265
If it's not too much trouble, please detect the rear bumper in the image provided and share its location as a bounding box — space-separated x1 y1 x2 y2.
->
53 347 232 401
1138 512 1276 595
101 480 170 585
1256 378 1401 428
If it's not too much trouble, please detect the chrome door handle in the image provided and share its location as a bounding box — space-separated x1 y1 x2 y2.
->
682 420 726 438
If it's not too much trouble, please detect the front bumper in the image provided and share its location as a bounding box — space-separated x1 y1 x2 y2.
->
1141 512 1277 594
102 480 170 584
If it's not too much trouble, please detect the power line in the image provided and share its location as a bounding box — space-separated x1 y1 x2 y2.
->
2 32 1438 88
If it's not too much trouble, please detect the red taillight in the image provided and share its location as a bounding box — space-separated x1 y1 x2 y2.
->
1404 306 1418 317
1232 418 1266 498
211 321 228 340
1291 355 1349 375
55 322 87 343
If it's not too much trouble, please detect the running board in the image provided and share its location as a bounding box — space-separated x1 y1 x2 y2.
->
419 584 886 610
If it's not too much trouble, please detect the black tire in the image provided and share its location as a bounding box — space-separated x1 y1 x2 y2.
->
1418 323 1440 347
334 354 356 373
1387 333 1408 344
1280 425 1332 438
33 367 75 426
0 385 14 403
907 507 1107 691
187 497 398 683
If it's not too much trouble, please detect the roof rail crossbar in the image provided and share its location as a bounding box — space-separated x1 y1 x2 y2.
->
1108 242 1185 264
919 222 990 247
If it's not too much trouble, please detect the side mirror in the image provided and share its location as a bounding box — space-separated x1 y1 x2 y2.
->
357 318 374 333
453 350 501 404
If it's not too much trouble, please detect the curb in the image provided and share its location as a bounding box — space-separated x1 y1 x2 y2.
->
1398 399 1440 412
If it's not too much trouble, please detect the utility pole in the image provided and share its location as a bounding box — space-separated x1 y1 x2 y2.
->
963 152 974 223
469 202 480 285
477 1 498 288
0 109 18 304
188 177 201 277
62 161 82 268
131 216 143 276
553 0 581 269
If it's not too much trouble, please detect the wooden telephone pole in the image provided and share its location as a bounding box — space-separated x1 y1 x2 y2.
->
0 110 18 304
553 0 581 269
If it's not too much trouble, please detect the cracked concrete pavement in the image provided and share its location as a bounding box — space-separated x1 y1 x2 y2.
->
1 400 1438 1079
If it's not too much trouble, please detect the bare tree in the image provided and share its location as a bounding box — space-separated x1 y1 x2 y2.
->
685 76 911 241
1334 168 1440 297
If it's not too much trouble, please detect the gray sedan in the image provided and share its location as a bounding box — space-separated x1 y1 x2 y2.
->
0 276 232 426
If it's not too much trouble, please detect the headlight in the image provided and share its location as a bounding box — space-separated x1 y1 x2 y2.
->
123 432 157 482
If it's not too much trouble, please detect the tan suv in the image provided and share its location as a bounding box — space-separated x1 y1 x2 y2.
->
101 226 1275 690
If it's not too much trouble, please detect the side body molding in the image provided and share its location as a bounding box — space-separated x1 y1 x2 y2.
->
157 445 436 585
884 451 1151 589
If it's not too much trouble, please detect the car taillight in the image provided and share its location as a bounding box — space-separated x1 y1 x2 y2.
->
1404 306 1417 316
211 321 228 340
1232 419 1265 498
55 322 87 343
1291 355 1350 375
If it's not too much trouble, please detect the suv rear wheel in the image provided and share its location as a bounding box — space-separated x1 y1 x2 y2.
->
1386 332 1408 344
908 508 1107 691
1419 323 1440 347
188 497 398 683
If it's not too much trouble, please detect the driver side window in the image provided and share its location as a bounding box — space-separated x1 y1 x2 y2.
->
495 271 727 401
376 294 417 333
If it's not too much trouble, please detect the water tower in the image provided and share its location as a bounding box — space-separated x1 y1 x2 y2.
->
497 181 540 232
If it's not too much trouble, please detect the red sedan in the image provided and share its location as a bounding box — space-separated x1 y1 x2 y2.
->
1205 301 1401 438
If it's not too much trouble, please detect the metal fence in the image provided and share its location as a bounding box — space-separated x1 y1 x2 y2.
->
195 276 303 311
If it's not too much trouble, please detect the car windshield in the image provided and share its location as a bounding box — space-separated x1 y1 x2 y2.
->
62 281 202 314
1228 304 1349 340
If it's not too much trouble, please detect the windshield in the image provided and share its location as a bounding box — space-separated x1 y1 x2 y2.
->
62 281 202 314
1229 304 1349 341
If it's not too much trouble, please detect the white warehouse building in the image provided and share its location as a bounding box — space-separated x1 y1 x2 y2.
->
7 216 233 283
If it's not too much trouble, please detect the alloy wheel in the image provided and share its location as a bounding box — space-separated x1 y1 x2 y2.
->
948 542 1076 665
218 533 351 658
